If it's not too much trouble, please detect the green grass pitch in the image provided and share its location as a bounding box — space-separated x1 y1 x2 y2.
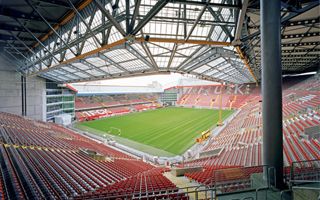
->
78 107 233 155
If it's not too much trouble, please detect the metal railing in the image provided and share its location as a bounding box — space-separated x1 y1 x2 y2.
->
289 159 320 189
77 161 320 200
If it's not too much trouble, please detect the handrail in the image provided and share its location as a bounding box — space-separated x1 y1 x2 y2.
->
243 197 254 200
255 186 268 200
280 189 291 200
254 166 278 200
267 166 276 189
289 159 320 189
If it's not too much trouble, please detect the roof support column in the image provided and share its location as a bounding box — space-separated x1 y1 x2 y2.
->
21 75 27 116
261 0 284 189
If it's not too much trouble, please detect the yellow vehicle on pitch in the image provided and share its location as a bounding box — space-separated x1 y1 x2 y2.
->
196 130 211 143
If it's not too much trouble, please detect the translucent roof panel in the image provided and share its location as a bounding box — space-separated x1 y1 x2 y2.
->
104 49 137 62
12 0 295 84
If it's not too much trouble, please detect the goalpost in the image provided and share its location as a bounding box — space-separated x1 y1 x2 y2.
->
107 127 122 136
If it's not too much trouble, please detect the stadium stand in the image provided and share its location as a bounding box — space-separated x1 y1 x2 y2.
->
0 74 319 199
175 76 320 192
176 84 260 109
0 112 181 199
0 0 319 198
75 93 161 121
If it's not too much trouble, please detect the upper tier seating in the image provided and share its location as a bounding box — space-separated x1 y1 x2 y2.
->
75 94 159 110
75 94 160 121
176 84 260 109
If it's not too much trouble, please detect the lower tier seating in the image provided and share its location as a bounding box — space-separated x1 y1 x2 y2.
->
0 112 179 199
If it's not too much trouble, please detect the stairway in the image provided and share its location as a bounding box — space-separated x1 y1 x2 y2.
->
163 172 211 200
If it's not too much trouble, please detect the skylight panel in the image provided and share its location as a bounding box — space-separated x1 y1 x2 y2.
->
170 57 186 69
70 63 87 71
91 10 102 29
147 42 173 56
154 56 169 68
207 69 219 75
82 38 98 54
129 44 148 57
104 49 136 62
75 72 90 78
86 69 105 76
108 27 124 44
86 57 107 67
119 60 150 71
193 65 211 74
61 66 77 73
100 66 123 74
176 44 201 56
208 57 225 67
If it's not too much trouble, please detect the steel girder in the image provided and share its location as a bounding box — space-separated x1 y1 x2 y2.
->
2 0 294 85
239 1 320 81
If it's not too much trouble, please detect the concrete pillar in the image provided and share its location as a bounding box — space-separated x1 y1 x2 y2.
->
261 0 284 189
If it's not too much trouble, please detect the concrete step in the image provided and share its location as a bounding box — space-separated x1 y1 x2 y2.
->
293 183 320 200
164 172 213 200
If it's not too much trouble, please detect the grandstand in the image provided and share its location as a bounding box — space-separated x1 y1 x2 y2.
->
75 92 161 121
0 0 319 199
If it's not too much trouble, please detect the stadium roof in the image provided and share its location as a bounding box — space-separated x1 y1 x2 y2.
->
0 0 319 84
73 83 163 95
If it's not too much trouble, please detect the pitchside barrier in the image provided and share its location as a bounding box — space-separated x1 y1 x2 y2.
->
86 164 306 200
289 159 320 188
80 161 320 200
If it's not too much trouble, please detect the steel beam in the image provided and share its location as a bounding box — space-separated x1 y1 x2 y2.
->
68 0 101 47
282 32 320 39
0 34 34 42
185 1 209 41
33 0 94 48
242 1 319 42
235 46 258 83
249 17 320 29
60 70 170 83
126 44 154 69
98 52 131 73
136 37 231 46
140 42 159 70
0 6 57 23
126 0 130 34
94 0 126 36
15 20 61 66
233 0 249 44
169 0 240 9
29 39 126 76
207 7 233 40
131 0 169 35
80 59 112 76
0 24 46 34
129 0 141 33
37 0 72 8
261 0 284 189
26 0 78 56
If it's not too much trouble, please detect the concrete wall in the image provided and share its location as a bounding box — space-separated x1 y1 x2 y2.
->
25 76 46 121
0 70 23 115
0 55 46 121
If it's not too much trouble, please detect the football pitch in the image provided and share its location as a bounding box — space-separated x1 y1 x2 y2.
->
77 107 233 156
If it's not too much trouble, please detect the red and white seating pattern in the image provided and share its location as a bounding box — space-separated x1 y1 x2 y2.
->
176 84 260 109
0 112 178 199
181 76 320 187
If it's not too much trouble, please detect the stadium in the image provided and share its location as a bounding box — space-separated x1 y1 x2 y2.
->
0 0 319 199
